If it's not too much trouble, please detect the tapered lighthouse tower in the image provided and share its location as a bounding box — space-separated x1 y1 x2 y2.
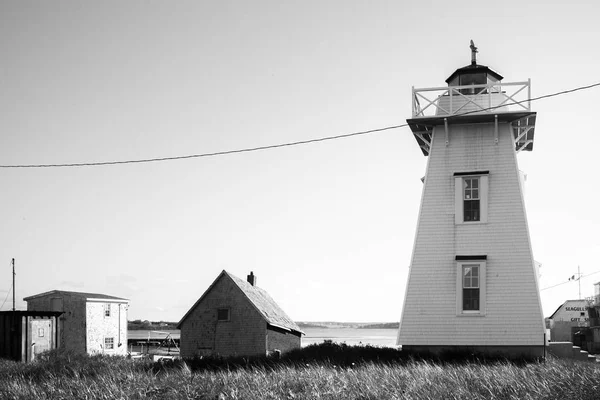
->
397 43 545 358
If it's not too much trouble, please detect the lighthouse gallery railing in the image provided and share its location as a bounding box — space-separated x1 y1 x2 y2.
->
412 80 531 118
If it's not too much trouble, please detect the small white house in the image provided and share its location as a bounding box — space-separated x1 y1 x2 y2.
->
24 290 129 355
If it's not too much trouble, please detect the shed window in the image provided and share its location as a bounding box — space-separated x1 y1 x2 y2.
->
104 303 111 317
217 308 230 321
51 297 63 312
104 337 114 350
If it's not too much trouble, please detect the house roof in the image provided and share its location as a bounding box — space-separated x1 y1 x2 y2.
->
23 290 129 302
177 270 303 334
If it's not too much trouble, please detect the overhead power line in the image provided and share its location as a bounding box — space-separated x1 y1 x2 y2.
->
541 270 600 291
0 124 407 168
450 81 600 118
1 81 600 169
0 283 12 311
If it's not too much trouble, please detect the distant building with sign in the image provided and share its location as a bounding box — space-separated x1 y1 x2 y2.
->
544 283 600 358
546 299 590 342
24 290 129 356
178 271 302 358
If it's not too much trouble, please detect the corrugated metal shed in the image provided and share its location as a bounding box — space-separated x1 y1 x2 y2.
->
0 311 62 362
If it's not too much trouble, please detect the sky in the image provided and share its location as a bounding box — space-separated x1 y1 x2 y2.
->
1 0 599 323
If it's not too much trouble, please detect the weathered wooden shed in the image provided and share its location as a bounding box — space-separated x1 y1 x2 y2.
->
178 271 303 358
0 311 62 362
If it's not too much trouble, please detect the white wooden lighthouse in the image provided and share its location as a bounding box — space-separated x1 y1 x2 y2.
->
397 42 545 358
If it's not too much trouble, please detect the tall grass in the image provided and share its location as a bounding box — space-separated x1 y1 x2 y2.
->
1 343 599 399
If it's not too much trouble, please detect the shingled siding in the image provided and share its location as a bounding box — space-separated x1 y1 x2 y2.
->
398 122 545 351
27 294 87 353
180 275 267 357
266 327 301 354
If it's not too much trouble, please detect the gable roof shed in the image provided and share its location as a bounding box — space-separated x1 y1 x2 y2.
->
177 270 302 335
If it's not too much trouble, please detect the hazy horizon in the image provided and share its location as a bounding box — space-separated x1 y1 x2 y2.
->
2 1 600 323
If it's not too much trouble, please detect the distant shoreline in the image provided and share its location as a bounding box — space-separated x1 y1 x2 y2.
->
128 320 399 330
296 322 399 329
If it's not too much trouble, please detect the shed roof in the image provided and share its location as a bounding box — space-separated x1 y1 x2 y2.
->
23 290 128 302
177 270 302 335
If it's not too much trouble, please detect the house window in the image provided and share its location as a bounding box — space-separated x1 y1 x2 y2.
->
104 303 111 317
456 258 486 315
455 172 488 224
104 337 114 350
217 308 230 321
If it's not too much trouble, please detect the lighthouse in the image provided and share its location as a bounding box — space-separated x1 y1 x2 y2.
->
397 42 545 358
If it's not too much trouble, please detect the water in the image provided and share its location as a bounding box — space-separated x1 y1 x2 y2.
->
128 328 398 347
302 328 398 347
128 330 180 340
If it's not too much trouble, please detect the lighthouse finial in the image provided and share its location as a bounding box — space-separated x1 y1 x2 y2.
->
470 40 478 65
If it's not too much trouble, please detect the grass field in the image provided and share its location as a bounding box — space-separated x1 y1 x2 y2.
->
1 342 599 399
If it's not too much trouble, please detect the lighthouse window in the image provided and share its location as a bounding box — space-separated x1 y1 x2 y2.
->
462 265 480 311
454 172 488 224
456 259 486 315
458 73 487 95
463 177 480 221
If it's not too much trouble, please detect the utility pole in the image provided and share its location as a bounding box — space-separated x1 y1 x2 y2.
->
12 258 15 311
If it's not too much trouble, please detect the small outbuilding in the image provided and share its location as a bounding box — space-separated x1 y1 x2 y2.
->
0 311 62 362
24 290 129 356
546 299 590 342
178 271 302 358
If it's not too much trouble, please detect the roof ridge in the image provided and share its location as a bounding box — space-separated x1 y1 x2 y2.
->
23 290 128 301
177 270 302 335
222 272 302 334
